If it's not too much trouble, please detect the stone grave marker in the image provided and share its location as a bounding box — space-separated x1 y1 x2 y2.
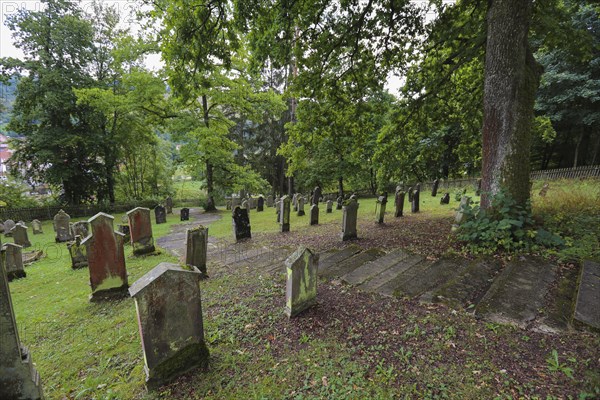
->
326 200 333 213
129 262 209 388
53 210 73 242
539 182 549 197
394 188 405 217
232 206 251 241
431 179 439 197
3 219 15 237
154 205 167 224
280 195 291 232
180 207 190 221
411 188 420 213
292 193 298 212
375 193 387 224
257 196 264 212
11 223 31 248
312 186 322 205
241 199 248 210
275 200 281 223
127 207 156 255
310 204 319 225
31 219 43 235
341 198 359 241
3 243 25 281
266 195 274 208
185 226 208 276
336 195 343 210
68 235 88 269
165 196 174 214
285 246 319 318
407 187 414 203
452 196 472 231
117 224 131 243
226 200 232 210
0 249 44 399
82 212 128 301
297 196 306 216
440 193 450 205
72 221 90 239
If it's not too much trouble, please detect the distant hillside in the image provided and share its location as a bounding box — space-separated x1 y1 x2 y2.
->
0 76 18 126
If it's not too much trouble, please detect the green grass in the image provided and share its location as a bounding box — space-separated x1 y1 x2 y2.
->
171 179 205 201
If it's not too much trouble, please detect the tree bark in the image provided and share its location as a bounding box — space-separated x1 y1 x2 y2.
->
202 94 217 211
338 176 344 198
481 0 542 209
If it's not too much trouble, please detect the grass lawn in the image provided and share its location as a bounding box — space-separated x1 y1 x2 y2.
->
5 185 600 399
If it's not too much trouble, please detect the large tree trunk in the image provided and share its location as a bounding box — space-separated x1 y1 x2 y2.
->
480 0 542 209
202 94 217 211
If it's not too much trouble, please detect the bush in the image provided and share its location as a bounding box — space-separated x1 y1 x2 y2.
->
0 179 40 208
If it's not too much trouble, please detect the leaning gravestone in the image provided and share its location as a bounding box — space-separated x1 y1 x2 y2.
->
285 246 319 317
280 195 291 232
165 196 174 214
0 248 44 399
297 196 306 216
11 223 31 248
72 221 90 239
180 207 190 221
53 210 73 242
3 243 25 281
431 179 439 197
336 195 343 210
440 193 450 205
185 226 208 276
82 212 128 301
3 219 15 237
326 200 333 213
310 204 319 225
129 262 209 388
232 206 251 241
266 195 274 208
341 198 359 241
154 205 167 224
257 196 264 212
31 219 43 235
67 235 88 269
411 188 420 213
394 187 405 217
127 207 156 256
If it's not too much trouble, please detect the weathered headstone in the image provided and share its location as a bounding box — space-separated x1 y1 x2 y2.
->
127 207 156 255
275 200 281 223
266 195 274 208
407 187 414 203
72 221 90 239
82 213 128 301
180 207 190 221
226 200 232 210
452 196 472 231
394 187 405 217
165 196 174 214
539 182 550 197
3 219 15 237
154 205 167 224
185 226 208 276
292 194 298 212
326 200 333 213
3 243 25 281
341 198 359 241
129 262 209 388
67 235 88 269
53 210 73 242
280 195 291 232
285 246 319 318
232 206 251 241
310 204 319 225
11 223 31 248
117 224 131 243
411 188 420 213
375 193 387 224
0 249 44 399
257 196 264 212
297 196 305 216
431 179 439 197
440 193 450 204
312 186 322 205
31 219 43 235
336 195 343 210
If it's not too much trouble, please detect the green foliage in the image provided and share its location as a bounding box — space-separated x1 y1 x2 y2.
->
456 189 564 254
0 178 39 207
546 350 575 379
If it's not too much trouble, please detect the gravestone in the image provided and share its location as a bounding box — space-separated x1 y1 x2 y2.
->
539 182 550 197
411 188 420 213
232 206 251 241
11 223 31 248
310 204 319 225
375 193 387 224
31 219 43 235
275 200 281 223
452 196 472 231
3 243 25 281
326 200 333 213
312 186 322 205
297 196 305 216
72 221 90 239
292 194 298 212
231 197 241 209
257 196 264 212
117 224 131 243
0 248 44 399
336 195 343 210
154 205 167 224
341 198 359 241
53 210 73 242
431 179 439 197
249 196 257 210
68 235 88 269
407 187 414 203
185 226 208 276
475 178 482 196
180 207 190 221
3 219 15 237
165 196 174 214
285 246 319 318
280 195 291 232
82 213 128 301
394 188 405 218
241 199 248 210
129 262 209 388
440 193 450 205
266 195 274 208
226 200 232 210
127 207 156 256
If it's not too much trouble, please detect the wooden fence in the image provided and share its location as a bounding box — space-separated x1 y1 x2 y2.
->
529 165 600 181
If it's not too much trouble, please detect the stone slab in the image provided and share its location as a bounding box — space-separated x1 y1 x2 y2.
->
574 260 600 330
317 245 362 274
357 254 424 293
342 249 411 286
319 248 385 279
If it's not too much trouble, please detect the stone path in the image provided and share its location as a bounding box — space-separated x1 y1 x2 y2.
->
574 260 600 330
156 208 221 259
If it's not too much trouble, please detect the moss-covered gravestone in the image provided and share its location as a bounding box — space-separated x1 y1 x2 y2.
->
285 247 319 317
452 196 472 231
297 196 306 216
266 195 274 207
326 200 333 213
31 219 43 235
82 213 128 301
154 206 167 224
0 247 44 399
341 198 359 241
3 219 15 237
232 206 251 241
53 210 73 242
165 196 174 214
185 226 208 276
3 243 25 281
394 188 405 218
129 262 209 388
11 223 31 248
310 204 319 226
67 235 88 269
71 221 89 239
280 195 291 232
127 207 156 256
375 193 387 224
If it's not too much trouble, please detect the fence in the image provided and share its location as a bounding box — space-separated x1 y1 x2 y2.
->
530 165 600 181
